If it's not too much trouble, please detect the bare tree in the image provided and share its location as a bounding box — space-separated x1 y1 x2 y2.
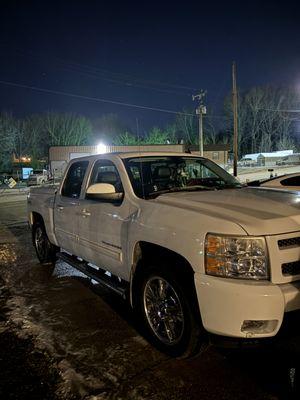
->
20 115 46 162
224 86 300 157
0 112 18 170
174 109 197 144
45 113 92 146
91 114 129 144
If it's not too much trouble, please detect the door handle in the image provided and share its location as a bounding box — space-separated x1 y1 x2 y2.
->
81 209 91 217
56 205 64 211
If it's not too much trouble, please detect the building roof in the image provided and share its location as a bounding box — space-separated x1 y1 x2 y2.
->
243 150 294 161
66 151 209 163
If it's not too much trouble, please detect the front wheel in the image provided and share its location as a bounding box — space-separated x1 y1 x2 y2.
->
136 266 206 358
32 222 58 264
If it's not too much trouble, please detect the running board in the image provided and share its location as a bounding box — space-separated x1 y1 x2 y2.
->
57 252 128 299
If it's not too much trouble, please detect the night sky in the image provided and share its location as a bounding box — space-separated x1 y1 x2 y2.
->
0 0 300 130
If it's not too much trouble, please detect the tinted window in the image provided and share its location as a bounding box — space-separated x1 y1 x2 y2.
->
62 161 89 198
281 176 300 187
89 159 123 193
123 156 240 199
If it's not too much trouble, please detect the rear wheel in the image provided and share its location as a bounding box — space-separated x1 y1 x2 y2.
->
32 222 58 264
136 264 206 358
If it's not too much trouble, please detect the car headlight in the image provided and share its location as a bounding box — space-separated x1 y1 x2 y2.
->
205 234 269 280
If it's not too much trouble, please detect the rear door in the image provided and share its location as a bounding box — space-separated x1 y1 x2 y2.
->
54 160 89 254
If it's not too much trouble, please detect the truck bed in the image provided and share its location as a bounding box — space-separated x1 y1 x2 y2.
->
27 185 58 245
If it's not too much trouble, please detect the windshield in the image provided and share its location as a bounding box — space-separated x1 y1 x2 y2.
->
123 156 241 199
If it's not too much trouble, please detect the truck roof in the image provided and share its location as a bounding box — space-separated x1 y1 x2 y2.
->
70 151 204 162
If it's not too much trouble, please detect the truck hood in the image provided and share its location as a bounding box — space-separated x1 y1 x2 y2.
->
154 187 300 235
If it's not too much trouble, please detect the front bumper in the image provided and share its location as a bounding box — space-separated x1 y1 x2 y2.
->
195 273 300 338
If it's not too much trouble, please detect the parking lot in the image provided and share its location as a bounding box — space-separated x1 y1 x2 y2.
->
0 194 300 399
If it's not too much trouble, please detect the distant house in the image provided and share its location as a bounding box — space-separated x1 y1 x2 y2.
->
241 150 294 167
49 143 230 177
275 153 300 166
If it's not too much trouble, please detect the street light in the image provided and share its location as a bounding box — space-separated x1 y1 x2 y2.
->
96 143 107 154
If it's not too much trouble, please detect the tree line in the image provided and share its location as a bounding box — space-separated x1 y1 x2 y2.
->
0 85 299 171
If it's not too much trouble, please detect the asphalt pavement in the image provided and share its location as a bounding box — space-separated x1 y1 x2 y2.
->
0 198 300 399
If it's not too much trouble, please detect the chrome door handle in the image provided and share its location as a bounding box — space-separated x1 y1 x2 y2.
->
81 209 91 217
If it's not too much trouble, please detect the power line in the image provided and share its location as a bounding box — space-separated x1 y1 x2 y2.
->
56 65 193 96
0 78 228 119
0 79 195 116
258 107 300 113
59 61 197 93
0 45 199 94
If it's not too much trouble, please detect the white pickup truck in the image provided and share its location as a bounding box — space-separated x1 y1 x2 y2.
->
27 169 49 186
27 152 300 357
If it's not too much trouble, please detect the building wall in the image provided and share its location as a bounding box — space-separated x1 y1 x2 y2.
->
49 144 229 177
204 150 227 165
49 144 186 163
191 150 227 165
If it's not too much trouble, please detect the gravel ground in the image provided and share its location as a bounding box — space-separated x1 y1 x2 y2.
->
1 198 300 399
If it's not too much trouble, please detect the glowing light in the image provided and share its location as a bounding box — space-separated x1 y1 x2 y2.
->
96 143 107 154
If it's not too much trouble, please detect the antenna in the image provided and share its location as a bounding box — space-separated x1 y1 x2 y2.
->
136 117 146 199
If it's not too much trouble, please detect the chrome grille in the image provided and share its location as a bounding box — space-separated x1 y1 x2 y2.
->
282 261 300 276
278 237 300 249
266 232 300 283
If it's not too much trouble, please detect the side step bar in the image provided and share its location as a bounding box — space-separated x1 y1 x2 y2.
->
57 252 128 299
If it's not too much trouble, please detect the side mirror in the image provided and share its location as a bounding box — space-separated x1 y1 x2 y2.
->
86 183 123 202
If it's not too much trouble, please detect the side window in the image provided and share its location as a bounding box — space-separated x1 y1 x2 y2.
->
61 161 89 198
281 176 300 186
89 160 123 193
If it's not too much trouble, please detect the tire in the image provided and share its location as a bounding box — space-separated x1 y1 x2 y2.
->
32 222 58 264
135 263 206 358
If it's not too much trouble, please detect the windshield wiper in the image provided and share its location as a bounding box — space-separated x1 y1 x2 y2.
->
216 184 243 189
148 185 214 198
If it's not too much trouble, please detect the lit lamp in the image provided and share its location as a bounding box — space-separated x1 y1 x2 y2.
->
96 143 107 154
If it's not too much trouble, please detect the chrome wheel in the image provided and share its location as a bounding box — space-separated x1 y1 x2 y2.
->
143 276 184 345
35 226 46 259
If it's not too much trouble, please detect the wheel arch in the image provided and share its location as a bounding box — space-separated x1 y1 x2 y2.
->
129 241 196 308
30 211 45 227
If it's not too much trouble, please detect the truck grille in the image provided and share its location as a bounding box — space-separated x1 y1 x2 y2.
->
266 232 300 283
278 237 300 249
282 261 300 276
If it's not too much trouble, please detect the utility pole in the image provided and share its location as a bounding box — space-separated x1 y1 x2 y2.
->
232 61 238 177
192 90 206 156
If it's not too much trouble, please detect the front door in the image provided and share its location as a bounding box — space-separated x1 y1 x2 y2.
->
76 159 131 279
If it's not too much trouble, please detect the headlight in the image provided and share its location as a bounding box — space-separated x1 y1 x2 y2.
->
205 234 269 280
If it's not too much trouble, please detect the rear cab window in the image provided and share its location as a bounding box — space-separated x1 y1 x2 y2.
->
61 161 89 198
